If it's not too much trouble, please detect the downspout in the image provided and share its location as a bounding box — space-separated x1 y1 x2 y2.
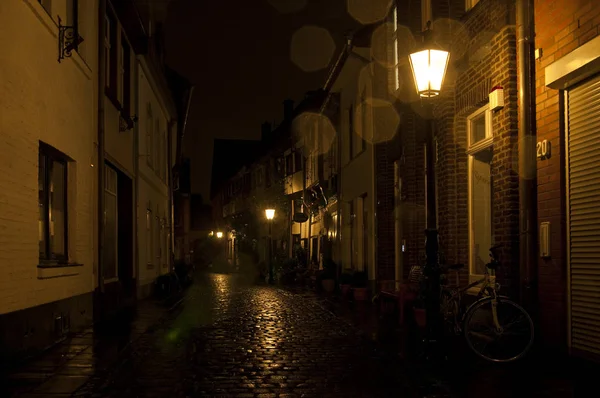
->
96 0 107 313
168 119 175 272
516 0 538 309
133 56 140 297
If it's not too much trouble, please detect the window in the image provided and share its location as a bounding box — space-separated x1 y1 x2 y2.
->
285 153 293 175
294 151 302 174
103 14 111 89
162 129 167 181
359 89 368 152
38 143 68 262
360 195 369 272
67 0 83 56
146 208 153 266
146 103 153 168
467 106 493 279
120 39 131 115
104 166 118 280
421 0 432 31
349 200 355 269
106 8 118 95
466 0 481 11
392 6 400 91
155 119 160 175
348 104 354 161
156 215 161 267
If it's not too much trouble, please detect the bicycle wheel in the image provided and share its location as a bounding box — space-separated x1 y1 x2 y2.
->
440 289 460 334
463 297 534 363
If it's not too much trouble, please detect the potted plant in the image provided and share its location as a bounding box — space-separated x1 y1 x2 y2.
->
351 271 369 301
320 258 336 293
339 272 353 297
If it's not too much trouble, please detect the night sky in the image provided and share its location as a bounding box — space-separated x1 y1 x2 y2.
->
165 0 360 201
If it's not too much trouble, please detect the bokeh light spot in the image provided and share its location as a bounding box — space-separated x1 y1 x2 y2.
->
290 26 336 72
347 0 393 25
292 112 337 155
371 23 416 68
355 97 400 144
267 0 307 14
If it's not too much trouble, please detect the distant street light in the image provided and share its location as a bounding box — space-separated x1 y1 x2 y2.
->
216 231 223 239
265 208 275 284
408 23 449 346
265 208 275 220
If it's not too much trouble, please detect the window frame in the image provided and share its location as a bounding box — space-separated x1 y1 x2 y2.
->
466 105 494 282
38 142 69 263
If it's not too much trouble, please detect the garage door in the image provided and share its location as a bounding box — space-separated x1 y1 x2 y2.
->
567 75 600 357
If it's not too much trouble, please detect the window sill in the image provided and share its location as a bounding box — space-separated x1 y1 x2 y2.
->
37 262 83 280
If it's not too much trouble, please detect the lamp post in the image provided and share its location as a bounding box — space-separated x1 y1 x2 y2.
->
408 27 449 345
265 208 275 284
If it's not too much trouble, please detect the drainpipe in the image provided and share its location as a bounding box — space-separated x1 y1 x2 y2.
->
133 57 140 298
168 119 175 272
516 0 538 309
96 0 107 316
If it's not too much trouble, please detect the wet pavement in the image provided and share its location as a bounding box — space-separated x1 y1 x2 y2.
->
2 272 595 397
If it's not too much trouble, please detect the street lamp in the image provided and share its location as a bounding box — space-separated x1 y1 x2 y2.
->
408 48 449 98
408 27 449 346
265 208 275 284
216 231 223 239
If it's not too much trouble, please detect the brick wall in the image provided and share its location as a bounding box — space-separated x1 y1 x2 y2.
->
435 0 519 291
378 0 520 290
534 0 600 349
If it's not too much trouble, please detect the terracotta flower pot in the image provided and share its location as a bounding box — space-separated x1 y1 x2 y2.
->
322 279 335 293
353 287 369 301
340 284 351 297
414 308 427 328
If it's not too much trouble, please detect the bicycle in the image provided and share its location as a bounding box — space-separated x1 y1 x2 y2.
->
439 243 534 363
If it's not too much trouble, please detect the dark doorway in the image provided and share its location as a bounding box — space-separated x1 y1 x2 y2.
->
117 172 134 299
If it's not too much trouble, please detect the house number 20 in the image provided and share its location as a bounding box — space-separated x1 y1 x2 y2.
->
536 139 551 160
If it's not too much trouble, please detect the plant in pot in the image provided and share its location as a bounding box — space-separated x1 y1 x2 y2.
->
351 271 369 301
339 271 353 297
319 258 336 293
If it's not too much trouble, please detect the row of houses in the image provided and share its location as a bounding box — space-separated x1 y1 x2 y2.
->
0 0 193 363
211 0 600 360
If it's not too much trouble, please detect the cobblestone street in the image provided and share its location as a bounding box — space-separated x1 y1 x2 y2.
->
5 271 594 397
76 272 415 397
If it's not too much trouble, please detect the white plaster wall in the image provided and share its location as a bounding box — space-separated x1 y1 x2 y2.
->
0 0 97 314
136 59 171 290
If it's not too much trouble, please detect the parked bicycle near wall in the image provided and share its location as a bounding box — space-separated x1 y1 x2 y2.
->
439 243 535 363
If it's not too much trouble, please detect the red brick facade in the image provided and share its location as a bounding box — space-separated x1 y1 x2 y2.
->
535 0 600 351
377 0 520 292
